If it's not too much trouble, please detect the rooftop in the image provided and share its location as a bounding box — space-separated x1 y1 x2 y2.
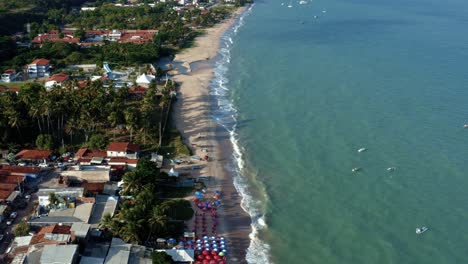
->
107 142 139 153
31 58 50 66
40 244 78 264
16 149 52 160
47 73 70 83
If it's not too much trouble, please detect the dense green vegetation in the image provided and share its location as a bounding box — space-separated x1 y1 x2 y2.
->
0 79 175 152
100 159 194 243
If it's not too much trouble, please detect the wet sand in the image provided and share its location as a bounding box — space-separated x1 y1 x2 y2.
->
171 7 251 263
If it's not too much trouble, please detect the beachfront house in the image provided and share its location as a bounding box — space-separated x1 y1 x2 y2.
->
27 58 50 78
1 69 19 82
106 142 140 159
45 73 70 89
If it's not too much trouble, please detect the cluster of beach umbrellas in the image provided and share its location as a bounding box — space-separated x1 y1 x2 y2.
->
194 236 228 264
192 190 222 235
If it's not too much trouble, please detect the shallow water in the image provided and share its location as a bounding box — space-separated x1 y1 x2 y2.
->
212 0 468 263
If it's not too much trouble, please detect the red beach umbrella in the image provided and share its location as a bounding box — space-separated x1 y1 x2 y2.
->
197 255 204 260
202 250 209 255
202 260 209 264
205 255 212 261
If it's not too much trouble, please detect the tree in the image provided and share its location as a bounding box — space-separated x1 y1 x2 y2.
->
151 251 174 264
87 134 108 149
148 205 168 236
13 221 30 237
36 134 54 150
48 192 58 206
99 213 117 231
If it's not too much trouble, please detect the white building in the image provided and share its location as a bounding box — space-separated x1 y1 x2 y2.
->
106 142 140 158
37 187 84 206
1 69 19 82
28 58 50 78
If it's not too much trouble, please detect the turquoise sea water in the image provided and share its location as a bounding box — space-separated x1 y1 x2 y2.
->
213 0 468 263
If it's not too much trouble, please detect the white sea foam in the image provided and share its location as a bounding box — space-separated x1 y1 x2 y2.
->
210 4 272 264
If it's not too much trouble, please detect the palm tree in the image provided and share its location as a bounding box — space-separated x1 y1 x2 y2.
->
148 205 169 238
99 213 116 230
122 171 140 195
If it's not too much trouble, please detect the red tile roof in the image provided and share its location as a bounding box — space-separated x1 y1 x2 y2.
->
31 59 50 65
0 183 16 191
83 182 105 193
129 86 147 95
107 142 139 152
15 149 51 160
0 175 25 184
0 165 41 174
30 225 72 245
47 73 70 83
0 190 13 200
0 86 20 93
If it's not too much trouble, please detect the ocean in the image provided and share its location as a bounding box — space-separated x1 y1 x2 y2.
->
211 0 468 263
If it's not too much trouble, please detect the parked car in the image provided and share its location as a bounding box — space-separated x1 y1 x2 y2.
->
10 212 17 219
18 162 27 166
6 220 12 225
24 195 31 201
38 163 49 168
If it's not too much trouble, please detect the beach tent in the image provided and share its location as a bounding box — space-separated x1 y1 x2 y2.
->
136 73 155 85
169 168 179 177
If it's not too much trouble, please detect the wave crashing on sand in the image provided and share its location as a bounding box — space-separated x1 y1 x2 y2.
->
210 4 272 264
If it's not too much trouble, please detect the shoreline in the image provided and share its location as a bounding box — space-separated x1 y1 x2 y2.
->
171 6 252 263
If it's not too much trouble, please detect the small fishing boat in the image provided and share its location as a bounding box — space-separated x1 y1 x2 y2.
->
299 0 307 4
387 167 396 172
416 226 428 235
352 167 361 172
288 0 292 8
358 148 367 153
464 124 468 128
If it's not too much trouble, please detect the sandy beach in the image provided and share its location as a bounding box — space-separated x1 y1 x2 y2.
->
171 7 252 263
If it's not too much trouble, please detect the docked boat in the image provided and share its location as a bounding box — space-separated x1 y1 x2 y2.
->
416 226 428 234
358 148 367 153
352 167 361 172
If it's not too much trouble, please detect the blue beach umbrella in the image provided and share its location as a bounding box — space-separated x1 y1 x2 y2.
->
168 238 176 244
187 241 194 245
179 241 184 246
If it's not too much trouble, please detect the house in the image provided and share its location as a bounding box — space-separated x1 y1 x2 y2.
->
29 202 94 226
74 148 107 164
27 58 50 78
107 158 139 170
70 223 91 241
7 236 33 259
30 224 73 246
106 142 139 159
45 73 70 89
37 187 84 206
1 69 19 82
103 238 152 264
15 149 52 162
88 195 118 227
0 164 44 180
40 244 78 264
61 166 110 183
